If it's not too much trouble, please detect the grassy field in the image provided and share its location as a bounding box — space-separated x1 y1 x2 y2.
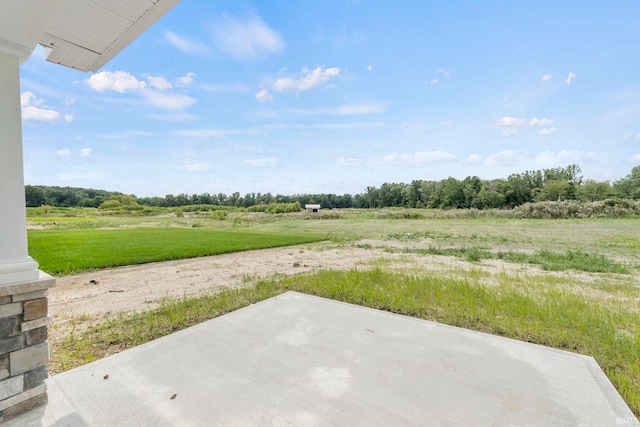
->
30 209 640 415
28 228 325 274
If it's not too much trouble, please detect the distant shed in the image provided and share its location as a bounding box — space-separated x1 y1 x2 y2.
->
305 204 321 213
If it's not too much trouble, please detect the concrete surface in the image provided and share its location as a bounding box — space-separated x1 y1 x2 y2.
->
8 291 638 426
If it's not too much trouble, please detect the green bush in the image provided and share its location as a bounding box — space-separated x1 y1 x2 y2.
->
512 199 640 219
248 202 301 214
210 210 227 220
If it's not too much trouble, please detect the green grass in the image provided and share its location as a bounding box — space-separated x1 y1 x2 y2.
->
498 249 630 273
28 228 324 275
403 246 630 273
53 268 640 416
36 212 640 415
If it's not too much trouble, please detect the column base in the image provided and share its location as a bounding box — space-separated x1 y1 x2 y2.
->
0 272 55 422
0 258 41 287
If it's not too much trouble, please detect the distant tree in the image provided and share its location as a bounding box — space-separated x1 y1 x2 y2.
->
533 180 574 202
418 181 438 207
543 164 582 184
461 176 483 208
576 180 613 201
365 186 378 208
438 177 465 209
613 165 640 199
99 194 138 209
472 187 506 209
25 186 48 207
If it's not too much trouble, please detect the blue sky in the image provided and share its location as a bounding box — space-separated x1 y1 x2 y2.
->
19 0 640 197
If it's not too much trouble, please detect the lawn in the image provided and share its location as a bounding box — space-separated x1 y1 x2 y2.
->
35 210 640 416
28 228 325 275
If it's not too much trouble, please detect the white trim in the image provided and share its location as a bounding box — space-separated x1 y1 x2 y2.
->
0 39 32 62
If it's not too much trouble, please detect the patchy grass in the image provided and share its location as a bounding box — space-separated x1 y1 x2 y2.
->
402 246 631 273
52 268 640 415
41 213 640 415
29 228 324 275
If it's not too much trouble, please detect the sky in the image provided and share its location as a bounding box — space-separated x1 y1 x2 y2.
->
19 0 640 197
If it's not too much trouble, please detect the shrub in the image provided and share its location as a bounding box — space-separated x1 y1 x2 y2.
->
248 202 302 214
210 210 227 220
512 199 640 219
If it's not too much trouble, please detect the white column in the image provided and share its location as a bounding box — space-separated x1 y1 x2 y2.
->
0 51 40 285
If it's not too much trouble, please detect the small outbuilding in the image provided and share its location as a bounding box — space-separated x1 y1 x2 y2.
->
305 204 321 213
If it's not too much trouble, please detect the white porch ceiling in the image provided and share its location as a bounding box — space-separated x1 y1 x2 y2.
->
0 0 180 72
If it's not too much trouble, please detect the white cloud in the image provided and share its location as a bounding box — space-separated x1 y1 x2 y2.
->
399 122 422 131
565 72 576 85
630 153 640 163
494 116 555 136
535 150 598 166
242 157 279 167
466 154 483 165
293 101 384 116
200 82 249 93
85 71 147 93
334 102 383 115
64 114 74 123
381 151 457 167
80 148 92 157
56 149 71 157
501 128 519 137
173 129 228 138
274 66 341 93
367 65 373 71
530 117 554 126
255 88 273 102
20 92 38 107
20 91 62 122
178 158 209 172
542 74 552 81
336 157 363 166
213 14 284 61
429 68 450 85
438 67 451 78
185 162 209 172
171 128 261 138
165 31 209 55
484 150 528 167
298 122 384 130
493 116 526 136
146 112 198 121
539 127 558 136
146 75 172 90
495 116 526 127
176 72 196 86
142 90 196 110
22 105 60 122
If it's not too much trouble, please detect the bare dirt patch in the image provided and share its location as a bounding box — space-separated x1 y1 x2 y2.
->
48 239 637 359
47 240 462 333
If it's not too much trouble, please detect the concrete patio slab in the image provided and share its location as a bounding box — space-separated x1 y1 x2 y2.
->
8 291 637 426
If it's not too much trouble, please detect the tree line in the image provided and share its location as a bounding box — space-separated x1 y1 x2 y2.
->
25 164 640 210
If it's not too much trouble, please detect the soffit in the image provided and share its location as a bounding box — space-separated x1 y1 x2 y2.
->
0 0 180 72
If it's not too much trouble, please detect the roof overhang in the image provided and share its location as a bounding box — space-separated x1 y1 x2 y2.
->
0 0 180 73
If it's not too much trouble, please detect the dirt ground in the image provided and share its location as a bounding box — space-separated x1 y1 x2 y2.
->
46 239 589 345
49 240 423 328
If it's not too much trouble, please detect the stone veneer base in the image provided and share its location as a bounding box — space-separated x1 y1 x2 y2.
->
0 273 55 422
